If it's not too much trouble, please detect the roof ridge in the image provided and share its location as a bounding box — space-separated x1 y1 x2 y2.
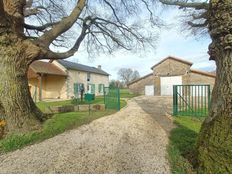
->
57 59 109 76
190 69 216 78
128 73 153 85
151 56 193 69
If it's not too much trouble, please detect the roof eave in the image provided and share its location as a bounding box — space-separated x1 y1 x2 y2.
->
128 73 153 86
67 67 109 76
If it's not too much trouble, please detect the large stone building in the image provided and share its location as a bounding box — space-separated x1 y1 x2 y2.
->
28 60 109 101
128 56 216 96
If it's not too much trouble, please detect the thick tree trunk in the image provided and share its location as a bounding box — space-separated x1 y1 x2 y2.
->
0 34 43 133
197 0 232 173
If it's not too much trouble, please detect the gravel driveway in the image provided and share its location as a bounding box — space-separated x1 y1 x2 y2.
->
0 96 172 174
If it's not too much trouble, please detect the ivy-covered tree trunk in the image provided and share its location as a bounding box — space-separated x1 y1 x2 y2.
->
197 0 232 173
0 34 44 133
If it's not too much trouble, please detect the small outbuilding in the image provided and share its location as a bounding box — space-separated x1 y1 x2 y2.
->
128 56 216 96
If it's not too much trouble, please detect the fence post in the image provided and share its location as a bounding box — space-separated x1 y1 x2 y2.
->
104 87 106 109
173 85 178 116
208 85 211 112
117 88 120 111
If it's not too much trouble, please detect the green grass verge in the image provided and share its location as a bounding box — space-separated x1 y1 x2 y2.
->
120 88 140 98
0 100 127 154
37 90 131 113
37 96 105 112
168 116 204 174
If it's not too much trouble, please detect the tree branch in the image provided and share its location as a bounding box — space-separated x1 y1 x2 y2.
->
24 22 59 31
188 20 208 28
192 12 208 20
37 0 86 47
40 16 92 60
159 0 209 10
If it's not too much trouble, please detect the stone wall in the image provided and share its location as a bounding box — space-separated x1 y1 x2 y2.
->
68 69 109 98
45 104 105 114
152 58 191 76
128 74 153 95
128 57 215 96
183 72 215 90
154 76 161 95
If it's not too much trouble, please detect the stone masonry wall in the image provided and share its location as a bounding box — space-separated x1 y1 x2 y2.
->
182 72 215 90
128 74 154 95
153 59 191 76
154 76 161 95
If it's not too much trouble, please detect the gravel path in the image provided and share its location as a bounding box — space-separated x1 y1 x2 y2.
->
0 97 171 174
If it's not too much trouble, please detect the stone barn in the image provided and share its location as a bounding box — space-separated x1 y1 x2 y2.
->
128 56 216 96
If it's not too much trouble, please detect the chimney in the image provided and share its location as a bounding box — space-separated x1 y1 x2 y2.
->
98 65 102 69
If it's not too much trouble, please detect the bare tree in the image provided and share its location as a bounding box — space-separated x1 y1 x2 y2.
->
109 80 124 89
118 68 140 86
0 0 159 133
159 0 232 173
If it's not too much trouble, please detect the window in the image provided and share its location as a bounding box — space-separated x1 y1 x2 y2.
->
98 84 104 94
87 72 91 81
73 83 79 97
91 84 95 94
74 83 85 97
87 84 95 94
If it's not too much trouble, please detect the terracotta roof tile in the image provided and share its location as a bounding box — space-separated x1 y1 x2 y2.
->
29 61 67 78
190 69 216 78
27 67 38 79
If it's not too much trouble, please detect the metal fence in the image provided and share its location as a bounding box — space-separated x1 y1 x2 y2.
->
104 87 120 111
173 85 211 117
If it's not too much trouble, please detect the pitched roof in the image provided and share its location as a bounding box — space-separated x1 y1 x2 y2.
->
57 60 109 76
151 56 193 69
128 73 153 86
190 69 216 78
210 70 216 74
29 61 67 77
27 67 38 78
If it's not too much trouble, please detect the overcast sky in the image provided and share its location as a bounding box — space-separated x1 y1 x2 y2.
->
64 7 216 80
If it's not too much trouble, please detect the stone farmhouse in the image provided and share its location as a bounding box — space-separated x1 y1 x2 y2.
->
28 60 109 101
128 56 216 96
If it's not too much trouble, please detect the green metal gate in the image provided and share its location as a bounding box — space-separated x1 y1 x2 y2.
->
173 85 211 117
104 87 120 111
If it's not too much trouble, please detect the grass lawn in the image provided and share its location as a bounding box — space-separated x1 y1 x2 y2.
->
120 88 140 98
0 89 131 154
37 89 134 113
37 96 105 112
0 99 127 154
168 116 204 174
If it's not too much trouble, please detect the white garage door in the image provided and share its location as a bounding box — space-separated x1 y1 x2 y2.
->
145 85 154 96
161 76 182 96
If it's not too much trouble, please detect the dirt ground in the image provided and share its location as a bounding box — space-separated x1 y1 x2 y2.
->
0 96 173 174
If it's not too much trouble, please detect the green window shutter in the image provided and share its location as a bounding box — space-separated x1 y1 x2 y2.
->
91 84 95 94
98 84 103 94
98 84 101 93
74 83 79 96
102 84 105 93
99 84 104 94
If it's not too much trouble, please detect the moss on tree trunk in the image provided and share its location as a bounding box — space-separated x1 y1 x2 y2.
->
0 34 43 133
197 0 232 173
